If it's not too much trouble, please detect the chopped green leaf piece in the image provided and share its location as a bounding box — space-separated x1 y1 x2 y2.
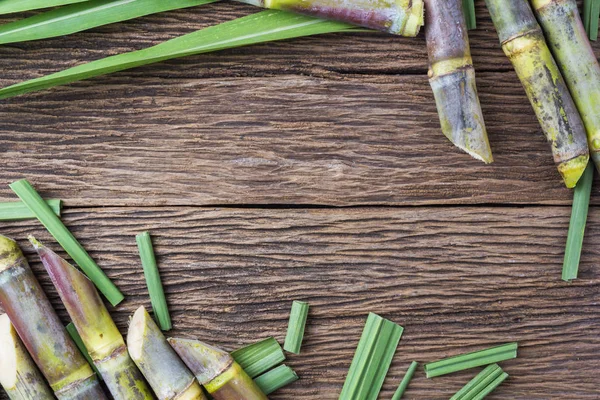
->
0 199 61 221
66 322 101 379
589 0 600 41
136 231 171 331
339 313 404 400
462 0 476 30
0 10 358 100
392 361 418 400
450 364 502 400
563 162 593 281
232 337 286 378
0 0 216 45
424 343 517 378
471 371 508 400
10 179 123 306
283 301 309 354
0 0 87 15
254 364 298 395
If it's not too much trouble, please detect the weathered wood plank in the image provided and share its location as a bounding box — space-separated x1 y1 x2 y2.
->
0 72 595 206
0 206 598 399
0 1 599 80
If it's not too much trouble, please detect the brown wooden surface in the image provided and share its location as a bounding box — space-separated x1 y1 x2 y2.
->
0 0 599 399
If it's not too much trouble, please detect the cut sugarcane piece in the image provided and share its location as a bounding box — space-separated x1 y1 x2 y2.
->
29 236 153 400
128 306 207 400
425 0 493 163
485 0 589 187
531 0 600 171
169 338 269 400
0 314 54 400
0 235 106 400
238 0 423 35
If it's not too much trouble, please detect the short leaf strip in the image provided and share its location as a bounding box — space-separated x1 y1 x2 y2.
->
472 371 508 400
450 364 504 400
462 0 476 30
424 342 517 378
584 0 600 40
391 361 418 400
339 313 404 400
562 162 593 281
283 301 309 354
254 364 298 394
0 199 61 221
136 231 171 331
10 179 123 306
232 337 286 378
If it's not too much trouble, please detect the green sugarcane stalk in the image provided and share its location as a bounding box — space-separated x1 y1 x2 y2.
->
531 0 600 171
485 0 590 187
128 306 207 400
169 338 269 400
425 0 493 163
237 0 424 36
29 236 154 400
0 314 54 400
0 235 106 400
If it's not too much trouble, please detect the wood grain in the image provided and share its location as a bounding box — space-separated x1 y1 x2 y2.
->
0 206 598 399
1 72 598 207
0 3 600 206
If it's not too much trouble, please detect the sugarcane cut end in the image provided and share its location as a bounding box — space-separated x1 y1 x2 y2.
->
0 235 24 273
127 306 150 361
559 154 590 188
0 314 18 389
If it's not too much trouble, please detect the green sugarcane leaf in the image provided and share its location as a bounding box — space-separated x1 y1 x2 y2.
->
0 0 216 44
0 0 88 14
0 10 358 99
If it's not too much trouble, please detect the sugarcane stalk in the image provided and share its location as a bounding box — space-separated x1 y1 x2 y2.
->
128 306 207 400
485 0 589 188
531 0 600 171
0 314 54 400
29 236 154 400
425 0 493 163
0 235 106 400
237 0 424 36
169 338 269 400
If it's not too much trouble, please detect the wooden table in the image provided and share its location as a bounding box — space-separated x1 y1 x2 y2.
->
0 1 599 399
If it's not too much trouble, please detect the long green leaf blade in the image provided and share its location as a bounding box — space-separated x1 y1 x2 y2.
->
0 0 87 14
0 0 215 44
0 10 356 99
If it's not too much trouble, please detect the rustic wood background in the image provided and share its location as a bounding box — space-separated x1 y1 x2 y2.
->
0 1 599 399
